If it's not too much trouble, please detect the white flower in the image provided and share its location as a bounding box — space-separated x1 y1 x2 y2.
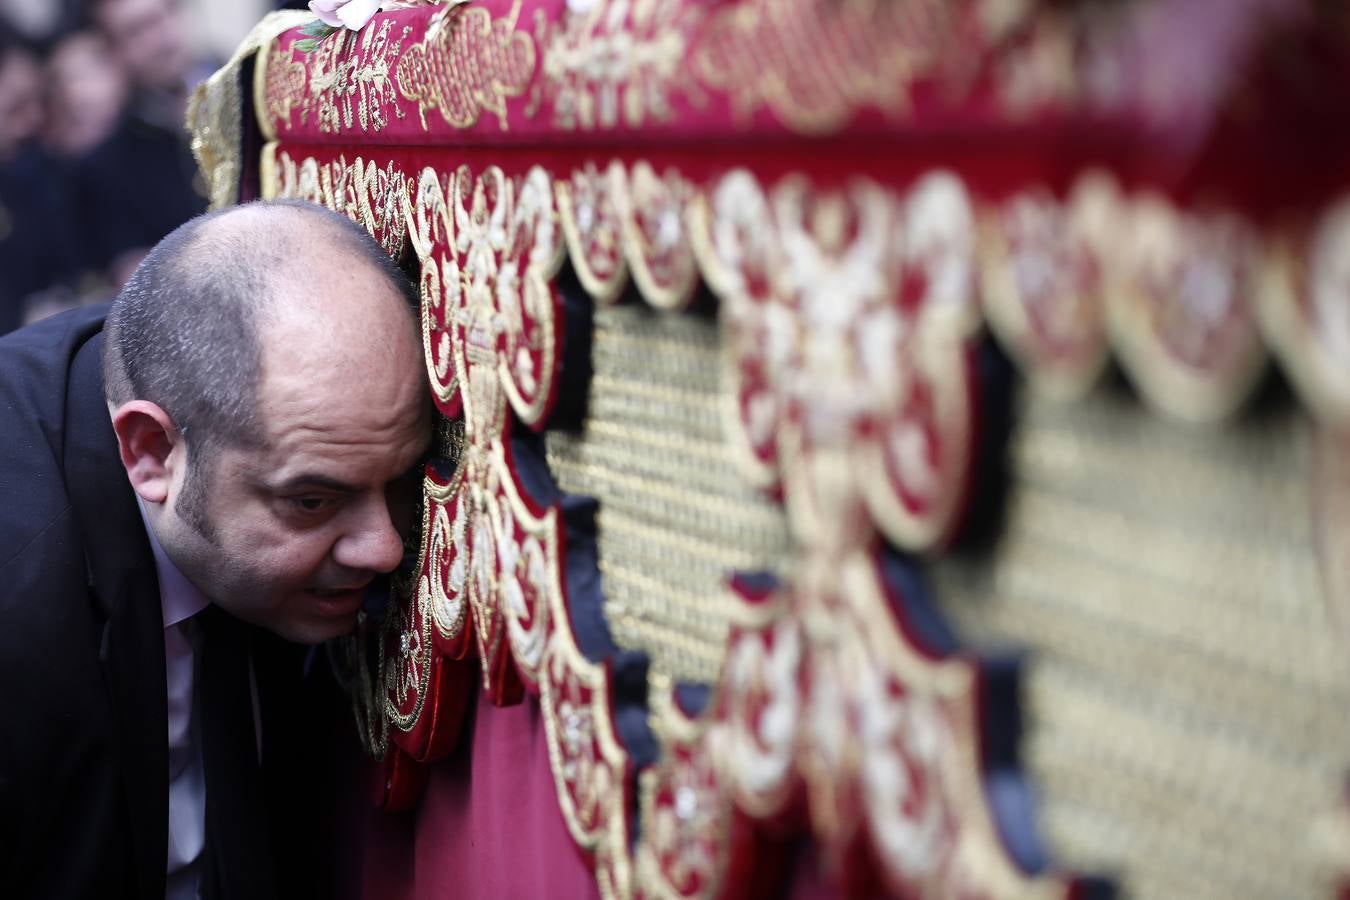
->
309 0 384 31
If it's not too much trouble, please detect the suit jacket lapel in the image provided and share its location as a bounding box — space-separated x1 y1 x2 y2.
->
64 330 168 900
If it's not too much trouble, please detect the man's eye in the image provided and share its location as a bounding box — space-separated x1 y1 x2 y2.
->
288 495 335 514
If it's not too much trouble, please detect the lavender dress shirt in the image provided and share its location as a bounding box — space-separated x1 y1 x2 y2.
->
140 505 209 900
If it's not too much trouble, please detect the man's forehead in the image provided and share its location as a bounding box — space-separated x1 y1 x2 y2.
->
236 397 431 491
253 307 426 421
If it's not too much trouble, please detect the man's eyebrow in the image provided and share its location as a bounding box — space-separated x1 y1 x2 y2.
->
269 473 359 494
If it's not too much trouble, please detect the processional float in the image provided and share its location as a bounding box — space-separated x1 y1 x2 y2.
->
190 2 1350 897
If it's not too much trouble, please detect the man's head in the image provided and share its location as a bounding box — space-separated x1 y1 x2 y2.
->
104 200 429 644
91 0 191 93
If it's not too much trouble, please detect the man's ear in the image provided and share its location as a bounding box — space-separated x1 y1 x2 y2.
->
110 400 183 504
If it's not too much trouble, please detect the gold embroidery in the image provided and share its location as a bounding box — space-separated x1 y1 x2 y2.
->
979 182 1110 401
305 18 414 134
404 163 566 697
454 164 562 427
547 309 793 685
635 674 735 899
240 80 1350 893
385 476 438 733
556 161 628 302
540 624 635 899
615 161 698 310
1106 190 1267 423
396 0 536 131
264 147 410 260
529 0 699 131
406 167 461 411
694 0 955 134
1261 196 1350 426
190 10 311 207
499 496 555 676
258 36 307 139
690 168 979 552
423 467 470 642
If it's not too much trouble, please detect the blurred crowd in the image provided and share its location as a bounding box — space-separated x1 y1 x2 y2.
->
0 0 278 335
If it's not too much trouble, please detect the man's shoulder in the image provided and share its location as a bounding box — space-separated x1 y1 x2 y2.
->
0 305 109 570
0 304 109 384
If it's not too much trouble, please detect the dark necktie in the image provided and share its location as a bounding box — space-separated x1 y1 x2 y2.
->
195 606 278 900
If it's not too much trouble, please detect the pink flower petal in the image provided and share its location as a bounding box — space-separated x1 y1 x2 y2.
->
308 0 346 28
335 0 384 30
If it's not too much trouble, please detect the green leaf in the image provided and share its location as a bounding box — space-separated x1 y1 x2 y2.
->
293 38 322 53
298 19 338 38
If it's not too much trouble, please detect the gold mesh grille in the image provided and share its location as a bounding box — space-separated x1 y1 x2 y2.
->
545 299 1350 897
933 387 1350 900
545 304 793 684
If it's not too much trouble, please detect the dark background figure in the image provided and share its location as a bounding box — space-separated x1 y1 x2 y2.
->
77 0 211 288
0 24 82 334
0 0 85 47
44 29 128 162
0 0 269 335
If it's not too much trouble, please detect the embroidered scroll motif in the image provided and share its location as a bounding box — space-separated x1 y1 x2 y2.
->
706 557 1074 899
268 17 414 136
406 151 689 887
557 155 715 313
980 183 1110 400
556 161 627 302
423 467 470 644
396 0 536 131
1262 195 1350 425
265 148 410 258
252 0 1288 146
693 0 956 134
385 524 434 736
261 37 307 134
540 633 635 900
692 169 979 553
406 163 564 425
626 561 1080 899
405 163 567 700
530 0 699 131
385 465 479 764
979 173 1332 423
1108 189 1267 423
459 440 561 690
407 166 461 413
616 161 699 310
663 165 1082 899
636 676 737 900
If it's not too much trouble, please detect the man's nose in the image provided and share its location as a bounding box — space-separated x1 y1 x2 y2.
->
333 497 405 574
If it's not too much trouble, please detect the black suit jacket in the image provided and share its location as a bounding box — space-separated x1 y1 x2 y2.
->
0 306 362 899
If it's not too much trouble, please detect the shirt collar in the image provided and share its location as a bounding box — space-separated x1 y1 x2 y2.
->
136 500 212 629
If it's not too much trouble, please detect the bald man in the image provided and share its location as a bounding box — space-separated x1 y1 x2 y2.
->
0 200 429 899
